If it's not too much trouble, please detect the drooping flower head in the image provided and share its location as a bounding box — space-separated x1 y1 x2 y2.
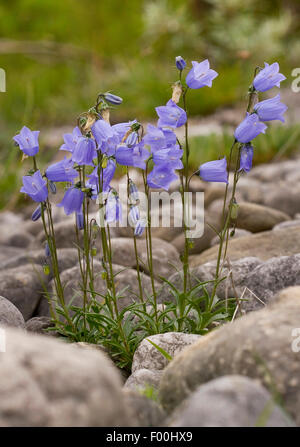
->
88 158 116 194
116 142 149 170
175 56 186 71
20 170 48 202
105 189 122 223
234 113 267 143
143 124 166 151
147 165 178 191
57 186 84 215
239 144 253 173
31 204 42 221
128 180 139 204
253 62 286 92
253 94 287 123
199 157 228 183
13 126 40 157
60 127 82 153
134 219 147 237
76 208 84 230
186 60 218 89
156 100 187 129
152 146 183 170
46 157 78 182
71 136 97 166
92 120 119 155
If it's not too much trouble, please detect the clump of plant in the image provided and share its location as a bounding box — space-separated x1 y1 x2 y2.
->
16 58 287 371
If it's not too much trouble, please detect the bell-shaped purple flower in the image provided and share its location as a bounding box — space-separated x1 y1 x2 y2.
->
72 136 96 166
143 124 166 151
125 132 138 148
239 144 253 173
112 120 137 143
92 120 119 155
161 128 177 147
21 170 48 202
46 157 78 182
156 100 187 129
199 157 228 183
57 187 84 215
175 56 186 71
116 143 149 170
128 180 139 204
186 60 218 89
253 62 286 92
153 146 183 170
147 165 178 191
253 94 287 123
234 113 267 143
128 205 140 226
60 127 82 153
134 219 146 237
105 190 122 223
13 126 40 157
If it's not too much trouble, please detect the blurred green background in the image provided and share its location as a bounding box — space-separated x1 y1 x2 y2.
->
0 0 299 208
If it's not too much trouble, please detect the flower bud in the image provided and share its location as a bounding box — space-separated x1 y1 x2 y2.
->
43 263 50 275
101 156 108 168
126 132 138 148
31 205 42 222
230 200 239 220
128 180 139 204
49 181 57 194
175 56 186 71
76 210 84 230
45 242 51 258
91 247 97 256
101 271 107 280
104 93 123 105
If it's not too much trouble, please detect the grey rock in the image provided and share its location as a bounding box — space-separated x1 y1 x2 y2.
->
262 183 300 217
210 228 252 247
235 202 290 233
6 232 34 248
0 264 44 320
25 316 55 335
123 389 165 427
132 332 201 373
0 245 22 263
168 376 295 427
273 220 300 232
159 287 300 425
125 369 163 392
0 248 79 276
0 327 132 426
0 296 25 328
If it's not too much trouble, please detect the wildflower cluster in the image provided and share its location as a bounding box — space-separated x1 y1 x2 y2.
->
16 58 287 369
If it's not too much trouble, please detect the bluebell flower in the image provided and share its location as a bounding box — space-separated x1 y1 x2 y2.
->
156 100 187 128
112 120 137 143
253 94 287 123
152 146 183 170
57 187 84 215
103 92 123 105
13 126 40 157
128 180 139 203
147 165 178 191
239 144 253 173
128 205 140 225
46 157 78 182
71 136 97 166
175 56 186 71
161 128 177 147
31 204 42 221
186 60 218 89
116 142 149 170
76 208 84 230
253 62 286 92
234 113 267 143
60 127 82 153
105 190 122 223
21 170 48 202
134 219 146 237
199 157 228 183
143 124 166 151
92 120 119 155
